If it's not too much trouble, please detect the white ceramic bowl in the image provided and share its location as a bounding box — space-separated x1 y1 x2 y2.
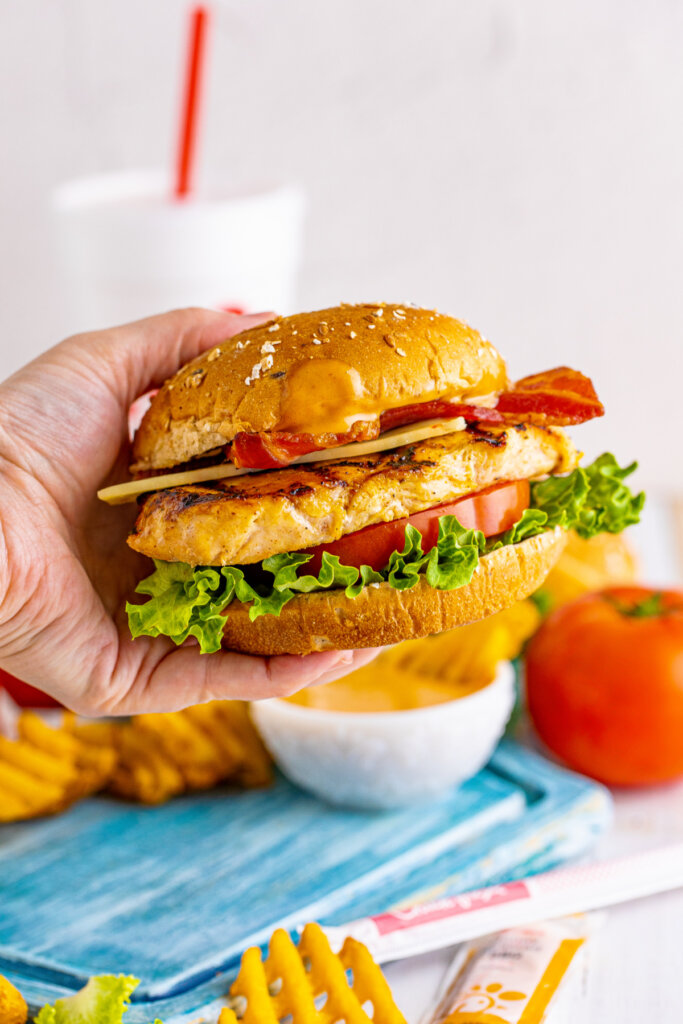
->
251 661 515 810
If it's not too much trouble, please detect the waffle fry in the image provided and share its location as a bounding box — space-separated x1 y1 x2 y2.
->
63 715 119 747
20 711 117 798
107 724 186 805
540 529 638 608
0 701 271 820
0 757 67 820
0 711 117 822
219 923 406 1024
391 599 541 688
108 702 272 805
0 733 76 791
211 701 273 788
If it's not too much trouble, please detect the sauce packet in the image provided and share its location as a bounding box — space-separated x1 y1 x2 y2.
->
422 916 595 1024
323 843 683 963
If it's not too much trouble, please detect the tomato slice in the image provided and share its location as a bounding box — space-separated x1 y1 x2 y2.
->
302 480 530 574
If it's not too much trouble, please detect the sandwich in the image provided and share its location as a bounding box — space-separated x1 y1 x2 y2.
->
99 303 644 656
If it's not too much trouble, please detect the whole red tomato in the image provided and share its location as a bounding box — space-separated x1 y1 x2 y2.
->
0 669 60 708
525 586 683 786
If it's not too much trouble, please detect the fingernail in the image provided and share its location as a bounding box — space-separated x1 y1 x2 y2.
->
226 310 275 320
211 308 275 320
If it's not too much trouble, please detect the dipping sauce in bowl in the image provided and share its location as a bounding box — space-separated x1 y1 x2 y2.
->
251 660 515 810
285 669 486 713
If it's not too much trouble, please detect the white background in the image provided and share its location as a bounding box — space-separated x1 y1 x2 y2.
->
1 1 682 487
1 6 682 1019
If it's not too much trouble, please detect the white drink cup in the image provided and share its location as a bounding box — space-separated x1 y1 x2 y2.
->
52 170 305 332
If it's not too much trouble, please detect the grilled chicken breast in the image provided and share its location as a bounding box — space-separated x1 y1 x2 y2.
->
128 424 578 566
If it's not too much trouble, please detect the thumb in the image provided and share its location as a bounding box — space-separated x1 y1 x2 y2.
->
79 307 275 413
0 308 274 505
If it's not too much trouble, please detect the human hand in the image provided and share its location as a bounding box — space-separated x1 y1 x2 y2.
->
0 309 379 715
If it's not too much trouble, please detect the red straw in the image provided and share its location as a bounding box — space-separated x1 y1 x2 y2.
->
174 5 209 199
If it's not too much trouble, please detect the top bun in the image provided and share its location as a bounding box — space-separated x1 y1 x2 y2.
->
132 303 508 471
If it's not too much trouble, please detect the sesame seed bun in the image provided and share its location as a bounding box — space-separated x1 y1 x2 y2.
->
219 528 567 656
132 303 508 472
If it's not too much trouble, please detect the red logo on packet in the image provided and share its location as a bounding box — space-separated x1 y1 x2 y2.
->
373 880 531 935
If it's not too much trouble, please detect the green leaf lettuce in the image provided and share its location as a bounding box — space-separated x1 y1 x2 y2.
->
35 976 139 1024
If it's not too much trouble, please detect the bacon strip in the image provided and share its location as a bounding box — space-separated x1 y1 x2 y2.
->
496 367 604 425
231 422 377 469
381 368 603 432
378 400 502 432
228 366 603 470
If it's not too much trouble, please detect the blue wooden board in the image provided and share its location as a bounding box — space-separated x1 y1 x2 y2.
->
0 742 610 1023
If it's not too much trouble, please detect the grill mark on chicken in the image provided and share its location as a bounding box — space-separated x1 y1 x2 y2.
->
278 483 315 498
465 423 508 448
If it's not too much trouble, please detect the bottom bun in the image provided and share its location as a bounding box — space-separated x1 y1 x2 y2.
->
220 527 567 657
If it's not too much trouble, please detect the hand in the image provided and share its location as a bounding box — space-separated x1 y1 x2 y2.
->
0 309 379 715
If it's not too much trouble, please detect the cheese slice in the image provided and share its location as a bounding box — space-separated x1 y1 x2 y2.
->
97 417 467 505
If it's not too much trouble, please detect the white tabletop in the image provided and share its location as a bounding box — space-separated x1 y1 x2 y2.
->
384 500 683 1022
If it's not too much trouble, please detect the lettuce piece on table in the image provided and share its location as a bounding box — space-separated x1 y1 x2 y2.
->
34 976 141 1024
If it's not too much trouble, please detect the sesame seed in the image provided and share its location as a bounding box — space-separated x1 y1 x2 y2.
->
367 323 376 329
374 308 384 317
261 341 276 354
345 322 351 326
312 338 322 345
244 376 251 386
393 309 406 319
262 354 274 370
185 368 205 388
349 331 357 338
396 347 407 357
235 340 244 349
267 323 280 332
292 330 298 335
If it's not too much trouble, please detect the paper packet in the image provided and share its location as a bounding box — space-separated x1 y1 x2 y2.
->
323 843 683 963
422 916 594 1024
